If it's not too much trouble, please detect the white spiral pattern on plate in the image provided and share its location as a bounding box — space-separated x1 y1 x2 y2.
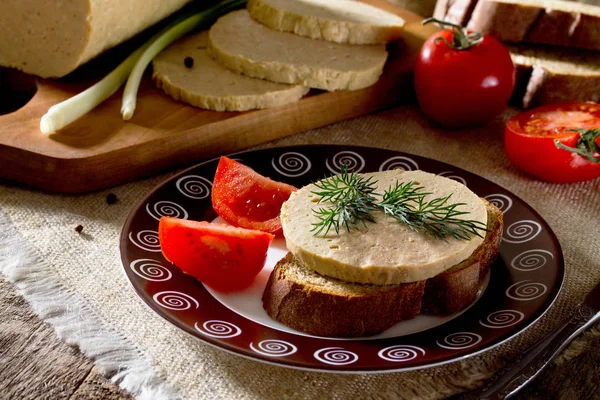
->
176 175 212 199
128 230 161 252
511 249 554 271
271 152 311 177
437 171 467 186
484 194 513 213
503 220 542 243
379 156 419 171
250 340 298 357
326 151 365 174
506 280 547 301
152 291 199 310
146 201 188 221
378 345 425 362
436 332 482 350
313 347 359 365
129 259 172 281
194 321 241 338
480 310 525 329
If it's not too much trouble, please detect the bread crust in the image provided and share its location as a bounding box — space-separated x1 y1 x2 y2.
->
262 253 425 337
263 201 504 337
516 63 600 109
422 200 503 314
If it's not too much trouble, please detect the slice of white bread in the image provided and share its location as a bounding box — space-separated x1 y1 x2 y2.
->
152 32 309 111
208 10 388 91
509 44 600 108
246 0 405 44
0 0 191 78
263 201 503 337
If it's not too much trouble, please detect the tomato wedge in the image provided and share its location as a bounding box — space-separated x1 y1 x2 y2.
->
505 102 600 183
159 217 274 292
211 156 297 234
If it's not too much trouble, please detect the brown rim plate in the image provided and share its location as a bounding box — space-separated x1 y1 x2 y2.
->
120 145 564 373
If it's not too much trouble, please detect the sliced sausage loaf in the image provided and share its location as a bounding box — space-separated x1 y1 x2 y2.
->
0 0 191 77
247 0 405 44
152 32 309 111
208 10 388 91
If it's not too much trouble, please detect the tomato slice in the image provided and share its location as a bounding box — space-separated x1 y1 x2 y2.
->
505 102 600 183
211 156 297 234
159 217 274 292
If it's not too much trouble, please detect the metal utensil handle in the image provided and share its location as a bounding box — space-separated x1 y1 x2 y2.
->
453 304 600 400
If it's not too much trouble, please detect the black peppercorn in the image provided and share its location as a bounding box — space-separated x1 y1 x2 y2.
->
106 193 118 205
184 56 194 68
75 224 84 233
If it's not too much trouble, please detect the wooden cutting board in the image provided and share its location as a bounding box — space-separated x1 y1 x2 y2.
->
0 1 435 193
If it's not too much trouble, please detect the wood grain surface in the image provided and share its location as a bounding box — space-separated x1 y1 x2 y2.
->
0 1 435 194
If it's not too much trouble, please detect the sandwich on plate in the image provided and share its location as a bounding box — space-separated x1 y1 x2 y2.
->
262 168 503 338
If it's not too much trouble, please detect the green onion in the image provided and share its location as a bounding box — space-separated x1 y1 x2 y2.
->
39 45 147 134
121 0 246 120
40 0 245 134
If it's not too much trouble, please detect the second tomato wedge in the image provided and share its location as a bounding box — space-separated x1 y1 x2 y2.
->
211 156 297 234
159 217 274 292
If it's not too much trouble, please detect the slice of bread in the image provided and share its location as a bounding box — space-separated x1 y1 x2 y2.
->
208 10 388 91
247 0 405 44
508 44 600 108
466 0 600 52
152 32 309 111
262 253 426 338
263 201 503 337
421 199 504 314
433 0 600 108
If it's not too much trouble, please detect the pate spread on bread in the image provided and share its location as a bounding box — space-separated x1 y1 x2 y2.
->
280 169 488 285
263 168 503 337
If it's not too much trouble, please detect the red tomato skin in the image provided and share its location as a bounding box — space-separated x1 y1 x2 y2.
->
504 103 600 183
159 217 274 292
414 30 516 128
211 156 297 235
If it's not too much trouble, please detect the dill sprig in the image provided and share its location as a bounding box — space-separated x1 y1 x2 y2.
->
310 166 378 236
310 168 488 240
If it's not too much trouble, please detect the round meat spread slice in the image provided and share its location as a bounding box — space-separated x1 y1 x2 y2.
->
281 169 488 284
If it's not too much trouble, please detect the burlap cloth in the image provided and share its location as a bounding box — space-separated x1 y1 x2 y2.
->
1 104 599 399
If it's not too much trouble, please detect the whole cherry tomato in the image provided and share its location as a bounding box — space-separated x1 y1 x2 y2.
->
414 18 515 128
211 156 297 235
505 102 600 183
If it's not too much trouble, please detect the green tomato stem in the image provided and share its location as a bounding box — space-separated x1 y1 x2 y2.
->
422 17 483 50
554 129 600 163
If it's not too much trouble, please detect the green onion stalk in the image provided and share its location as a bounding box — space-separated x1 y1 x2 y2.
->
40 0 246 134
121 0 246 120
